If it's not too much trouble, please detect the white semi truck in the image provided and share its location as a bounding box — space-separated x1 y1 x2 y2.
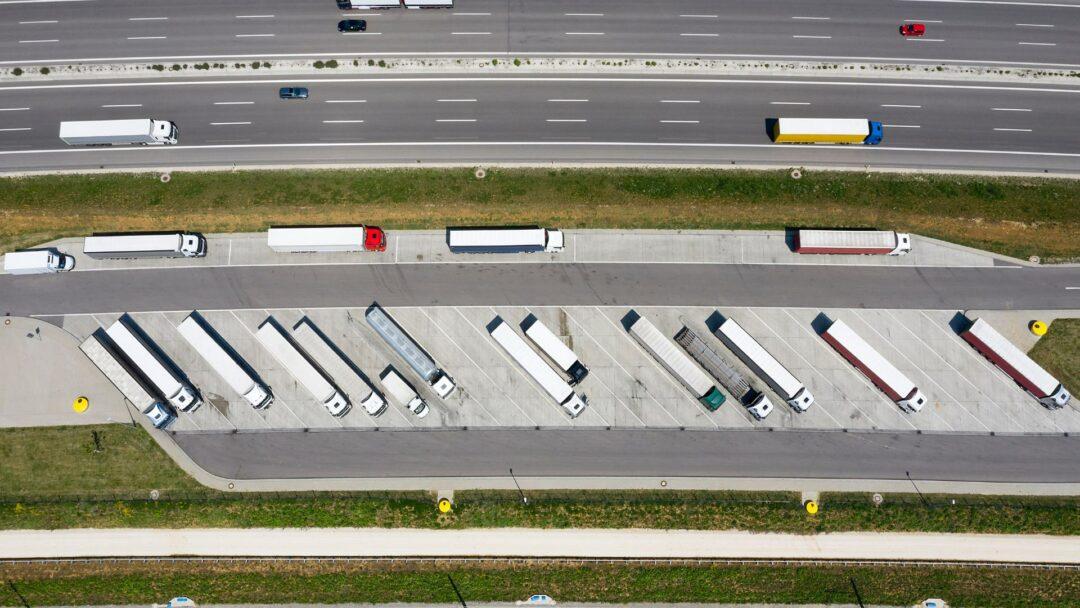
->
446 226 564 254
267 225 387 253
627 314 726 411
59 119 178 145
293 318 387 416
380 368 429 417
794 230 911 255
365 304 457 398
83 232 206 259
714 317 815 412
255 318 351 417
177 313 273 410
522 315 589 385
821 318 927 413
960 316 1070 409
3 249 75 275
489 317 587 418
80 333 176 429
105 315 202 412
674 326 774 420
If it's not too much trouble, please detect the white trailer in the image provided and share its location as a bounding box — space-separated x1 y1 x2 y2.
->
821 319 927 412
177 314 273 410
446 226 564 254
380 368 429 417
255 318 350 417
80 333 176 429
3 249 75 275
59 119 178 145
83 232 205 259
795 230 911 255
293 318 387 417
489 318 587 418
522 315 589 385
341 0 401 8
105 316 202 412
714 317 814 411
627 315 726 411
366 304 456 398
675 326 774 420
267 225 386 253
960 317 1070 409
403 0 452 8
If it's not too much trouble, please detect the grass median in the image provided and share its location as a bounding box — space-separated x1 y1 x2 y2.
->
1 169 1078 261
1 560 1076 607
2 425 1077 534
1028 318 1079 397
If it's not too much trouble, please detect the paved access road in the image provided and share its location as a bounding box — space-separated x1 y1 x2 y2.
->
1 0 1078 67
3 527 1078 562
4 263 1079 317
1 74 1080 172
174 429 1080 483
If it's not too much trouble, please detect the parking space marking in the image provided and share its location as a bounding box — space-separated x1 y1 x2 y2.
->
437 307 533 426
592 307 721 429
544 307 647 427
230 310 309 428
742 308 845 429
781 309 914 430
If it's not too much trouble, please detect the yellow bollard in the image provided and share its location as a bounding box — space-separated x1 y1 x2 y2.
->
438 498 452 514
805 500 819 515
72 396 89 413
1030 321 1048 336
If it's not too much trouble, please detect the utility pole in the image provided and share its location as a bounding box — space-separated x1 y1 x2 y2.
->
6 581 31 608
849 577 866 608
447 574 467 608
509 467 528 504
906 470 931 508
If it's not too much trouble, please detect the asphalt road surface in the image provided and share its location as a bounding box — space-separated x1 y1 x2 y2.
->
2 74 1079 172
5 263 1079 317
174 428 1080 482
1 0 1078 67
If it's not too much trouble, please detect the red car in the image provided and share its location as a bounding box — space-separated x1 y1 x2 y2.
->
899 23 926 36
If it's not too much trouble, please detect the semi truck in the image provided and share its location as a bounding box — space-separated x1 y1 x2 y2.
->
489 317 587 418
365 304 457 398
821 318 927 412
959 316 1071 409
446 226 564 254
771 118 883 145
293 318 387 416
59 119 178 145
267 225 386 253
380 368 429 417
80 333 176 429
626 315 726 411
714 317 814 412
404 0 453 7
3 249 75 275
83 232 206 259
795 229 911 255
255 318 351 417
105 315 202 412
339 0 401 8
522 315 589 385
675 326 774 420
176 313 273 410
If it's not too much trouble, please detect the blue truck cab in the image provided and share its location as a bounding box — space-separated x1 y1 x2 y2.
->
865 120 884 145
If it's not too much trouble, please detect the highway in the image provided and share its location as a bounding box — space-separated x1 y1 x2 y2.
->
173 428 1080 483
4 263 1080 317
2 74 1080 172
1 0 1078 67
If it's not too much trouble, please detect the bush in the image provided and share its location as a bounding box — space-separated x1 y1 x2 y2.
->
262 61 270 68
12 68 23 76
170 64 182 71
314 60 325 69
326 59 338 68
251 61 260 69
513 58 521 67
151 64 165 71
377 59 386 68
368 59 375 66
39 67 50 75
194 63 210 70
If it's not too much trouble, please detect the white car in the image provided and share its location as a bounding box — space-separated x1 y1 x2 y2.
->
516 595 555 606
166 598 196 608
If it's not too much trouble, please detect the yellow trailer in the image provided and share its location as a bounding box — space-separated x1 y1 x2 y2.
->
772 118 883 144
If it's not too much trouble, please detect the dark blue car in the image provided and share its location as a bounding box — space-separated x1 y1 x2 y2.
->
279 87 309 100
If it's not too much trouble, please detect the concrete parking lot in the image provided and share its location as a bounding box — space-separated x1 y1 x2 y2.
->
55 303 1079 435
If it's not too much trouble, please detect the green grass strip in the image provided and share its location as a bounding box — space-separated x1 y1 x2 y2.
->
1028 318 1079 397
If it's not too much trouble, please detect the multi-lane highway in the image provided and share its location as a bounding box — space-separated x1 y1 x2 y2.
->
2 74 1080 172
4 263 1079 317
2 0 1078 67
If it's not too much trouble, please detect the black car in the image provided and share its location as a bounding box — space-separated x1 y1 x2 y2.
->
337 0 352 8
338 19 367 32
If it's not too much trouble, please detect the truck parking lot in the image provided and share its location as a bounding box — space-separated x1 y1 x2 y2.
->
56 304 1079 435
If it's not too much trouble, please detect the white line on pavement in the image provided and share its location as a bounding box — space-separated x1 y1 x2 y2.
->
325 99 366 103
322 120 364 123
101 104 142 108
680 14 718 18
1018 41 1056 45
994 127 1033 131
881 104 922 108
0 107 30 111
792 16 831 20
236 15 275 19
17 39 58 43
792 35 831 39
900 0 1080 7
547 99 588 102
0 128 31 132
435 119 476 122
884 124 921 127
213 101 254 105
660 120 700 123
451 32 491 35
210 122 251 125
128 17 167 21
127 36 167 40
908 38 946 41
1065 286 1080 290
341 32 381 35
235 34 275 37
905 19 943 22
661 100 700 103
681 33 719 37
452 12 491 15
1015 23 1053 26
437 98 477 102
18 20 58 23
546 119 587 122
992 107 1032 111
770 101 810 105
565 12 604 16
565 32 604 35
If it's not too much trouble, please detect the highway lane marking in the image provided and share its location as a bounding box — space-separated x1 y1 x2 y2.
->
0 0 93 3
992 107 1032 111
18 20 58 24
452 12 491 15
547 99 588 102
905 19 943 23
884 124 921 127
435 119 476 122
18 39 59 43
661 100 700 103
128 17 168 21
0 128 31 132
565 32 605 35
451 32 492 35
1066 286 1080 290
341 32 382 35
322 120 365 123
659 120 700 123
546 119 587 122
8 51 1080 70
680 14 718 18
0 107 30 111
770 101 810 105
1018 42 1056 46
1015 23 1054 26
236 15 275 19
236 34 276 37
900 0 1080 6
565 13 604 16
210 122 252 125
908 38 946 41
325 99 366 103
792 16 831 20
127 36 167 40
792 35 831 39
437 98 477 102
882 104 923 108
101 104 142 108
681 33 719 37
993 127 1033 131
213 101 255 105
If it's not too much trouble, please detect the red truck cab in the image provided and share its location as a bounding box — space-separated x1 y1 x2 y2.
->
365 226 387 251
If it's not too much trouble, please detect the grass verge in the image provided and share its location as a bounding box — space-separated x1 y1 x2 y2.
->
1 561 1076 607
2 425 1078 534
1028 318 1079 397
1 169 1078 261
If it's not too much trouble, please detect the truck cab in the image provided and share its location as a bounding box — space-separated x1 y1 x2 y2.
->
142 401 177 429
866 121 884 145
183 234 206 257
365 226 387 251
